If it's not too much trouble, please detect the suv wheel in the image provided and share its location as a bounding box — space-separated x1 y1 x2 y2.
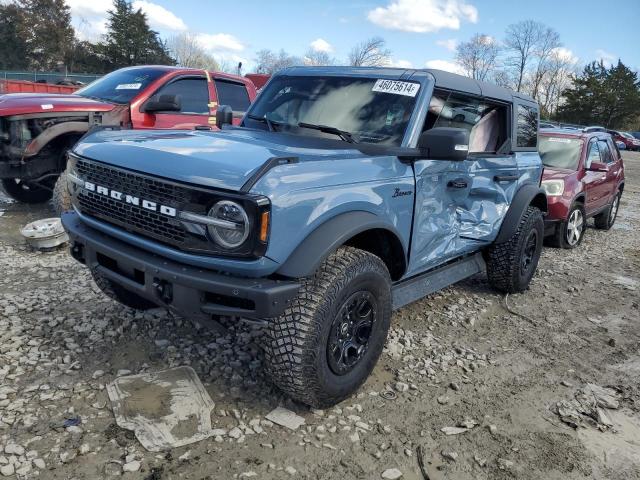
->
1 178 53 203
52 170 72 215
90 267 157 310
263 247 392 408
548 203 586 249
594 192 620 230
485 206 544 293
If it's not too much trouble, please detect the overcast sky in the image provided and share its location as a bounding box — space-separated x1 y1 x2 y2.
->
65 0 640 72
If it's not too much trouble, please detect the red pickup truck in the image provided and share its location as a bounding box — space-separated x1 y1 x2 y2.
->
0 65 259 209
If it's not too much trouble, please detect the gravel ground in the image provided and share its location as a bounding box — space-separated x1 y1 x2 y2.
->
1 152 639 480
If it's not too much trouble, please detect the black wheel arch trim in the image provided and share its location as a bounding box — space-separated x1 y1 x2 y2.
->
277 211 407 279
495 183 547 244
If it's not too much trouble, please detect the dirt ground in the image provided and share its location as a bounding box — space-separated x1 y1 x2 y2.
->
1 152 639 480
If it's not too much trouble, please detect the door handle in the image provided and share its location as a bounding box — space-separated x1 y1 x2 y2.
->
494 174 519 182
447 179 468 189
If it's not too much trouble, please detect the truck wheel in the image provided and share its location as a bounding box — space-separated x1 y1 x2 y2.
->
1 178 53 203
594 192 620 230
547 203 585 249
485 206 544 293
52 171 72 215
263 247 392 408
90 267 157 310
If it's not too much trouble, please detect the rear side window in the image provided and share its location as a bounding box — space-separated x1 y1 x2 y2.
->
155 77 209 114
215 80 251 112
516 104 538 148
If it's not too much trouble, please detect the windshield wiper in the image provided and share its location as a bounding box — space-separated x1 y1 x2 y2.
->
297 122 358 143
247 113 280 132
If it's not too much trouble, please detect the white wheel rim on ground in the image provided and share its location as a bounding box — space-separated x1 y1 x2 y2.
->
566 209 583 246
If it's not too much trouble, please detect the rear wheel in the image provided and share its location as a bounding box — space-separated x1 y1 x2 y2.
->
547 204 586 249
485 206 544 293
594 192 620 230
90 267 157 310
1 178 53 203
262 247 392 408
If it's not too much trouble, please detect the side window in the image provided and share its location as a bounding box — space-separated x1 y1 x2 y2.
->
585 140 601 169
516 104 538 148
424 90 508 153
215 80 251 112
608 138 621 162
598 140 613 164
155 78 209 114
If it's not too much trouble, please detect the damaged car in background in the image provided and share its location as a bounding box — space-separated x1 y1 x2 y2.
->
0 65 260 211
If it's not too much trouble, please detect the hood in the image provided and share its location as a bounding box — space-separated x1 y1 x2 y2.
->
73 128 368 192
0 93 115 116
542 166 576 180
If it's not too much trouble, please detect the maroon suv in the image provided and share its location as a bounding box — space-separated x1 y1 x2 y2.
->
539 129 625 248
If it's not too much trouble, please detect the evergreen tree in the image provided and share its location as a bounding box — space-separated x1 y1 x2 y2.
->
101 0 175 69
558 60 640 129
23 0 74 71
0 3 29 70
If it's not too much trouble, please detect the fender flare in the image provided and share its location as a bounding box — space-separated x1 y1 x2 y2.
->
277 211 406 278
23 121 90 157
495 184 548 243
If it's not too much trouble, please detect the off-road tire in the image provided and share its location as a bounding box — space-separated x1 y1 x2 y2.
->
485 206 544 293
1 178 53 203
594 191 621 230
263 247 392 408
52 171 72 215
546 203 586 249
90 267 157 310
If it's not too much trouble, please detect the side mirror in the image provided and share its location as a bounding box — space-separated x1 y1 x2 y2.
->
142 94 181 113
417 127 469 161
587 161 609 172
216 105 233 129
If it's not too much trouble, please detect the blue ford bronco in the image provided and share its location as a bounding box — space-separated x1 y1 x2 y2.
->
62 66 547 407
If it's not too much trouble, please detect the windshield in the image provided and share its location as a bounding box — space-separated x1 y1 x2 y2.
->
75 68 166 104
621 132 634 139
245 76 420 146
539 136 584 170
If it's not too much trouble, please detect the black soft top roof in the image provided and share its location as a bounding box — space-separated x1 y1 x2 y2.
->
424 69 537 105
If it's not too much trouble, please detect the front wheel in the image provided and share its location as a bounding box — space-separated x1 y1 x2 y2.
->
262 247 392 408
1 178 53 203
52 170 72 215
547 204 586 249
485 206 544 293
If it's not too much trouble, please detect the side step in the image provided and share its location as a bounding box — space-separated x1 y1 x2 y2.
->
392 253 486 310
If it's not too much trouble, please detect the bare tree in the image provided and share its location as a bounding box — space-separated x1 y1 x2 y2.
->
304 49 335 66
536 51 577 117
167 32 219 70
529 27 561 99
504 20 547 92
454 34 500 82
254 49 302 74
348 37 391 67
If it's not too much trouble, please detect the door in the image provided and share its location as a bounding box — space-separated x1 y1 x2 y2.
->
582 139 609 213
407 90 515 276
599 138 623 205
213 79 252 126
139 76 212 130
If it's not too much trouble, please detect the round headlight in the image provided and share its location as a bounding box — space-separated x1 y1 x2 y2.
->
207 200 250 248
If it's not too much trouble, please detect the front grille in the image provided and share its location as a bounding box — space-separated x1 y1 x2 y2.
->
74 158 205 250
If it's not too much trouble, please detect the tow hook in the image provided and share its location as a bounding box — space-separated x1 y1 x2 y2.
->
153 278 173 303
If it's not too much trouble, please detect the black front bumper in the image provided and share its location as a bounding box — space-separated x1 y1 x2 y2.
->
62 212 301 319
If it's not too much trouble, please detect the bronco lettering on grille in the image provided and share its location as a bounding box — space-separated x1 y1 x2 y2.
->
83 181 177 217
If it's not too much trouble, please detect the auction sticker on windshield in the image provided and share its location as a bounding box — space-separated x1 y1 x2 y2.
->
372 80 420 97
115 83 142 90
